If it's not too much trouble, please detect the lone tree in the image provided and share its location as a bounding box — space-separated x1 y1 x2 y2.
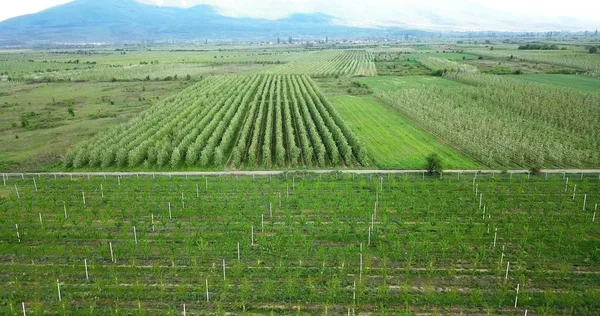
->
425 153 443 175
590 46 598 54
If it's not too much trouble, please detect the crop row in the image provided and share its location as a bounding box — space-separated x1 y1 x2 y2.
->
417 57 478 73
65 74 366 169
269 50 377 77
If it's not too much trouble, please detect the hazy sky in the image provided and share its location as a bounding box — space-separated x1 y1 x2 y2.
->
1 0 599 30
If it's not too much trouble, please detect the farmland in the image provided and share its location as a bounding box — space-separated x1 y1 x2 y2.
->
1 172 599 314
329 95 480 169
1 29 600 316
268 50 377 77
365 71 600 168
65 74 366 169
2 42 600 171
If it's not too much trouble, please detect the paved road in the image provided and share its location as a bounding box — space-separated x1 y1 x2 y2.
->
2 169 599 177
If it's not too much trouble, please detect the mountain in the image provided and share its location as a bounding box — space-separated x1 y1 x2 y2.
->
0 0 420 45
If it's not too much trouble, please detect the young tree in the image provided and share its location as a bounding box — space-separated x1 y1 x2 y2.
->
590 46 598 54
425 153 443 175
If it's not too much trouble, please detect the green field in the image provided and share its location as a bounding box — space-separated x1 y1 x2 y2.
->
357 75 465 91
0 81 188 171
1 173 598 314
507 74 600 93
359 74 600 168
1 42 599 171
331 95 480 169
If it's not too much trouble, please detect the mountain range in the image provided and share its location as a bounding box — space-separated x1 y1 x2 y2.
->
0 0 595 46
0 0 432 45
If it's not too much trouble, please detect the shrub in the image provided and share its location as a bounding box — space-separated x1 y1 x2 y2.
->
425 153 443 175
529 166 542 175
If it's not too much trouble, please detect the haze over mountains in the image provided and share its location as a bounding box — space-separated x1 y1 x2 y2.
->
0 0 597 45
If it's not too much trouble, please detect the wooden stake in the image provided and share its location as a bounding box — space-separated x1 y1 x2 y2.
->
2 173 5 186
33 178 37 191
84 259 89 280
371 214 374 230
237 242 240 261
514 283 520 307
353 281 356 302
593 212 596 222
573 184 577 200
151 214 155 232
205 177 208 191
82 191 86 205
39 213 43 227
22 302 25 316
583 194 587 211
269 203 273 218
63 201 68 219
196 184 199 198
168 202 172 219
368 227 371 246
118 176 121 186
15 224 20 243
251 226 254 246
205 279 209 302
505 262 510 279
57 279 61 301
183 304 186 316
565 177 569 192
100 184 104 198
133 226 138 245
479 193 483 209
493 228 497 248
359 253 363 282
109 242 114 262
222 259 226 280
261 214 264 232
14 185 20 199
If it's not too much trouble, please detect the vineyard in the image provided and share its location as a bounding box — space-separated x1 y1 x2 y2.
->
372 72 600 167
1 172 599 314
64 74 366 169
269 50 377 77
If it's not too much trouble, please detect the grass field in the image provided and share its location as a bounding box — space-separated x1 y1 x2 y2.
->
1 172 598 314
0 81 188 171
330 95 481 169
506 74 600 93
